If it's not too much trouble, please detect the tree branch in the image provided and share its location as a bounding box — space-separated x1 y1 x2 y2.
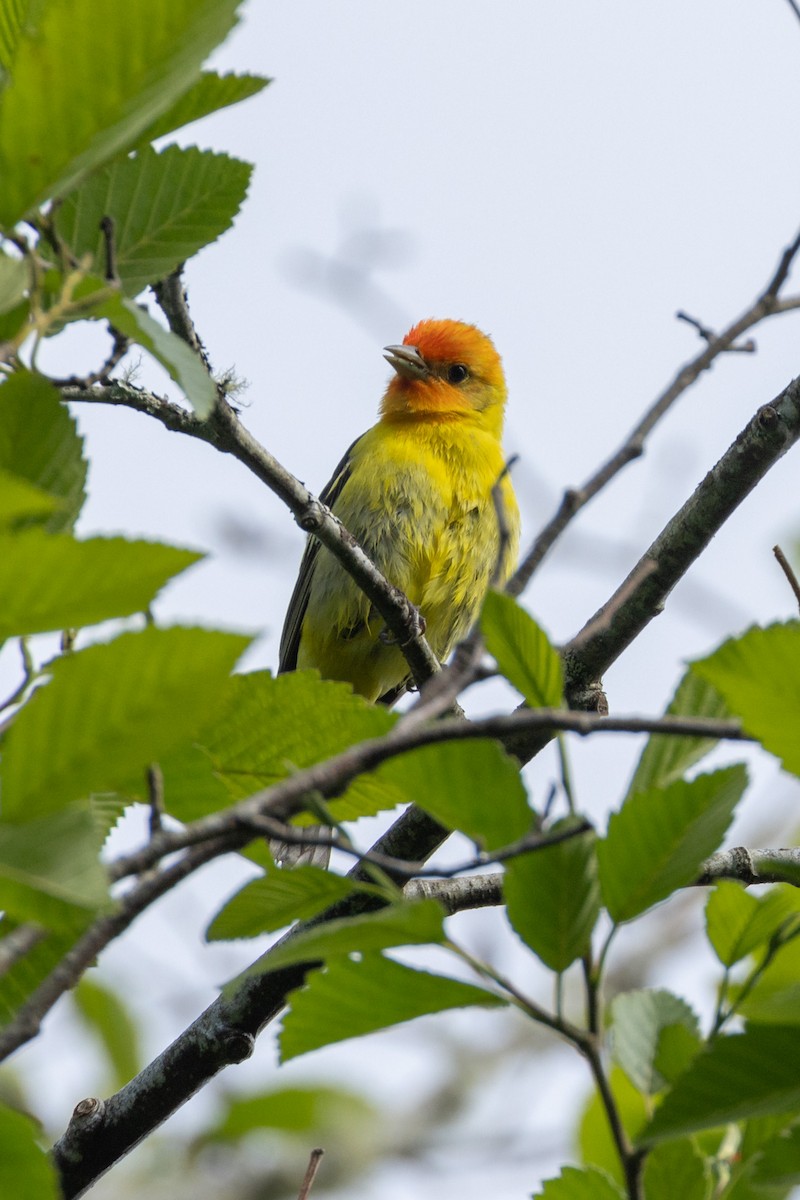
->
510 227 800 594
62 382 440 690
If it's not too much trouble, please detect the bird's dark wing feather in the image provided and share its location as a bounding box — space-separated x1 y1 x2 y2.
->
277 435 362 674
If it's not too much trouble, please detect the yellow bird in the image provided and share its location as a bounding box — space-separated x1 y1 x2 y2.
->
279 318 520 705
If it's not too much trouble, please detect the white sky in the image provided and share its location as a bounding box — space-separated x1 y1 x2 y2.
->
14 2 800 1197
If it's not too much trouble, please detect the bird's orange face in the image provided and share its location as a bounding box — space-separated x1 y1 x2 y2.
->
380 318 507 426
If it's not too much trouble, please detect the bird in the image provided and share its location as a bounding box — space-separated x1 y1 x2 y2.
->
275 317 520 864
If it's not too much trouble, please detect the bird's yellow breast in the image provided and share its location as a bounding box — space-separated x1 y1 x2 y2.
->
297 412 520 702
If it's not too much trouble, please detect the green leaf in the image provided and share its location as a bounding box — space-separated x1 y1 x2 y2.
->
55 145 252 297
597 766 747 923
0 1102 60 1200
0 251 26 313
627 669 729 797
1 626 249 820
72 976 140 1089
0 0 243 226
481 590 563 707
644 1025 800 1142
376 739 531 851
642 1140 709 1200
0 916 88 1026
752 1125 800 1186
705 882 800 968
0 532 202 637
197 1084 376 1144
692 623 800 776
0 0 30 71
579 1066 649 1186
207 868 365 940
609 989 701 1095
96 295 217 418
0 371 87 532
239 900 446 979
134 70 269 146
737 935 800 1025
197 670 395 804
504 818 599 971
0 467 58 525
280 952 507 1061
0 807 108 929
534 1166 624 1200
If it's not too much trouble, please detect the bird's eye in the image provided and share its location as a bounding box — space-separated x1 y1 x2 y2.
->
447 363 469 384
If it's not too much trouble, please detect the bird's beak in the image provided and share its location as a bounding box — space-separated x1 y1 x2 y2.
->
383 343 429 380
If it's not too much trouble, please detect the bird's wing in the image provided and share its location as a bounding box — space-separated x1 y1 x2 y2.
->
278 434 362 673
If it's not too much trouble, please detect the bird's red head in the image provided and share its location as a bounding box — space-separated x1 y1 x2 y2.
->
381 318 507 429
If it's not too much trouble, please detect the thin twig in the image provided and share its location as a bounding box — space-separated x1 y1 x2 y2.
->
108 710 746 884
675 310 755 352
773 544 800 612
0 835 247 1064
297 1148 324 1200
510 226 800 596
147 764 164 838
785 0 800 26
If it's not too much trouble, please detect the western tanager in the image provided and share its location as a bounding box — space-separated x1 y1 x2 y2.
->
275 318 519 865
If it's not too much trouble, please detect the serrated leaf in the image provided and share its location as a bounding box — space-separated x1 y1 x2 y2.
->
0 0 242 226
55 145 252 297
579 1067 649 1187
705 882 800 968
0 371 86 532
197 1084 376 1144
198 669 395 803
627 669 729 797
505 818 599 971
481 590 563 707
239 900 446 981
752 1125 800 1186
534 1166 624 1200
280 952 506 1061
692 623 800 776
642 1140 709 1200
374 739 531 851
609 989 701 1094
0 1103 60 1200
644 1025 800 1142
0 252 26 313
0 808 108 929
96 295 217 418
207 868 365 940
597 766 747 923
135 70 269 146
72 977 140 1089
0 532 201 637
1 627 249 820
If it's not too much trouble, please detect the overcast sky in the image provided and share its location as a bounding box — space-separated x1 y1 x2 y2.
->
17 3 800 1196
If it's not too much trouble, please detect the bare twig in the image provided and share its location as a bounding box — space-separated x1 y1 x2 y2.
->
147 764 164 839
152 268 212 370
773 544 800 612
785 0 800 26
297 1148 324 1200
675 310 755 353
108 709 746 884
510 227 800 596
99 216 118 283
